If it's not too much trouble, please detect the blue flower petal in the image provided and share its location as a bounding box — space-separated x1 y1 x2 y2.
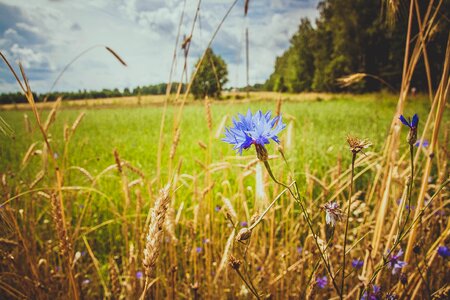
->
223 110 286 154
399 115 410 127
411 114 419 127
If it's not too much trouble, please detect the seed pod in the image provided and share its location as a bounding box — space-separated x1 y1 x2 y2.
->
236 228 252 242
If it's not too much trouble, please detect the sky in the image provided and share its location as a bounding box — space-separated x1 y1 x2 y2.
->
0 0 319 93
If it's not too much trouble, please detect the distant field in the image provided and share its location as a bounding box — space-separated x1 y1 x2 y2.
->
0 92 431 179
0 91 335 110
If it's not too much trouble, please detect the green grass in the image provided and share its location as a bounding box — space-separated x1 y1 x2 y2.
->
0 93 431 179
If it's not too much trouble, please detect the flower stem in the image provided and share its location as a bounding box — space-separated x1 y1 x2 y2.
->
405 144 415 225
263 160 341 295
234 268 261 299
341 152 356 299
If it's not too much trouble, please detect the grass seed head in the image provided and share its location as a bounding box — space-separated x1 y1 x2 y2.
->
228 254 242 270
346 135 371 154
143 185 171 277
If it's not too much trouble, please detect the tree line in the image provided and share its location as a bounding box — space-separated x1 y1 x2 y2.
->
0 83 186 104
265 0 450 93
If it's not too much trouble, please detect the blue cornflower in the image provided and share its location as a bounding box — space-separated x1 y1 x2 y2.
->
437 246 450 258
316 276 327 289
362 285 381 300
414 139 429 148
388 249 407 274
196 247 202 254
399 114 419 145
352 259 364 269
240 221 248 227
297 246 303 254
223 109 286 160
136 271 143 279
399 114 418 129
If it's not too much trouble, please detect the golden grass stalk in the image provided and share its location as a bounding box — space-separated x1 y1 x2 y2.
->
105 46 127 67
155 0 188 182
21 142 38 168
222 197 237 220
204 97 213 131
29 170 44 189
50 193 72 258
43 97 62 132
109 257 122 299
213 230 235 284
0 116 14 137
143 185 171 277
169 127 181 161
23 113 31 133
164 207 178 244
337 73 395 91
71 111 86 132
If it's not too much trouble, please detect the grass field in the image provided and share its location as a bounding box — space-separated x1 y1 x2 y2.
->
0 92 431 178
1 92 448 299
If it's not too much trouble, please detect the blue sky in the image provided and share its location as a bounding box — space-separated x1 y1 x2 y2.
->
0 0 319 93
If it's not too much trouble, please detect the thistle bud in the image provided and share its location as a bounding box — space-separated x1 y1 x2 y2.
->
255 144 268 161
407 127 417 145
228 255 242 270
236 228 252 242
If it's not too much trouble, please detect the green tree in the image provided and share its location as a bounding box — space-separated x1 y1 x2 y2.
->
191 48 228 99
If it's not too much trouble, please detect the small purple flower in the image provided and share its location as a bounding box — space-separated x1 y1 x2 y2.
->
297 246 303 254
202 238 210 244
256 266 262 271
215 205 221 212
437 246 450 258
196 247 202 254
223 110 286 159
362 285 381 300
414 139 429 148
405 204 415 211
352 259 364 269
388 249 407 274
136 271 143 279
316 276 327 289
240 221 248 227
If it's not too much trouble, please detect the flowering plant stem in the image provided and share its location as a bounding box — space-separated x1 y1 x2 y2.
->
405 144 415 225
340 152 356 299
233 267 261 299
263 160 341 295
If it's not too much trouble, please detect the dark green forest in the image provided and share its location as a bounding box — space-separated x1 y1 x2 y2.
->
265 0 450 93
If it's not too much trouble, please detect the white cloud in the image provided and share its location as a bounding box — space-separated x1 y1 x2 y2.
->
0 0 319 93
